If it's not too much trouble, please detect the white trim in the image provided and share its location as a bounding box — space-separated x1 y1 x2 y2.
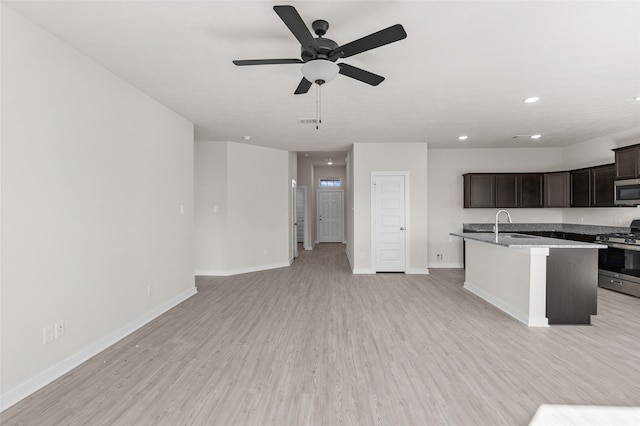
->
0 286 198 412
464 281 549 327
428 263 464 269
297 185 311 250
371 171 410 273
406 268 429 275
352 268 376 274
195 261 289 277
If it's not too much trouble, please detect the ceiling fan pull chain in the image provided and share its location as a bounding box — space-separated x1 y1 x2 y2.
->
315 84 320 130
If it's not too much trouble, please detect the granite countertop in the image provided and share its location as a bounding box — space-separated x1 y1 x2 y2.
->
450 232 607 249
462 223 629 235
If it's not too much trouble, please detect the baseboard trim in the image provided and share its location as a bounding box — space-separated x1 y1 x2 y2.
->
406 268 430 275
428 263 464 269
0 286 198 412
352 268 375 274
464 281 548 327
195 261 289 277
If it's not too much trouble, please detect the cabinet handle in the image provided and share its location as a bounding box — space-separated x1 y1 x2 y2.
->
610 279 622 285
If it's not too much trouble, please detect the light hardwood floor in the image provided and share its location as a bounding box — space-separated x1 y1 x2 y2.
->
2 244 639 425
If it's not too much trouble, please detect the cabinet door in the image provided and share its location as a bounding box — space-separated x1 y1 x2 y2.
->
544 172 570 207
495 174 518 207
571 169 591 207
464 174 495 208
615 147 638 179
519 174 544 208
592 164 615 207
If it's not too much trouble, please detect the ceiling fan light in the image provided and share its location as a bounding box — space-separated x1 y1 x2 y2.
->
301 60 339 85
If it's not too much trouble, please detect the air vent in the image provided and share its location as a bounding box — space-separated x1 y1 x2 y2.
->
299 118 319 125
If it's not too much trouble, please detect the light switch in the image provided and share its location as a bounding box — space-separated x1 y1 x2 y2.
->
180 205 185 214
214 206 219 213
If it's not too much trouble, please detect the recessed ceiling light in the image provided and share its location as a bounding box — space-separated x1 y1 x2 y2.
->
524 97 540 103
327 161 333 165
242 135 251 140
531 134 542 139
458 135 468 141
635 96 640 101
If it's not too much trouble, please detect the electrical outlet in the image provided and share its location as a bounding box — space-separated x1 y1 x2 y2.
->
180 204 185 214
43 325 54 345
55 321 65 339
436 253 443 260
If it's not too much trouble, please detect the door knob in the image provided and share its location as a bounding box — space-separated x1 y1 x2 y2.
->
400 227 405 230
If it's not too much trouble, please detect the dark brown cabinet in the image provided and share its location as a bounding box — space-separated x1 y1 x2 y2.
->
495 174 518 207
614 145 640 179
519 174 544 208
591 164 615 207
465 165 615 209
570 164 615 207
544 172 570 207
464 174 494 208
571 168 591 207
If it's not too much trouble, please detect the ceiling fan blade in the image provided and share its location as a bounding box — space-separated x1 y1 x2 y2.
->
294 78 312 95
273 5 319 52
233 59 303 66
338 63 385 86
333 24 407 59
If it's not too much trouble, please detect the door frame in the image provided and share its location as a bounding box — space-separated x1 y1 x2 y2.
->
291 179 298 261
370 171 410 272
316 189 344 243
297 185 310 250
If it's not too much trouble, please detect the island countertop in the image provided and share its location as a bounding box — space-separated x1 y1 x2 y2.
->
450 232 607 249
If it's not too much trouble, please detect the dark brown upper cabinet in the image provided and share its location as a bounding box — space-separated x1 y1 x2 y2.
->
570 164 616 207
519 174 544 208
570 168 592 207
495 174 518 207
614 144 640 179
464 174 495 208
591 164 615 207
544 172 570 207
464 173 543 208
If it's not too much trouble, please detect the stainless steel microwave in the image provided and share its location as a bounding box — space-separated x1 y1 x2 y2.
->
614 178 640 205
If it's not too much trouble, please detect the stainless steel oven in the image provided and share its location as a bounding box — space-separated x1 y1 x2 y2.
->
596 220 640 297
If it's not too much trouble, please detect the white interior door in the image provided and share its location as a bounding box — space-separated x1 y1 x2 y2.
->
374 174 406 272
317 190 343 243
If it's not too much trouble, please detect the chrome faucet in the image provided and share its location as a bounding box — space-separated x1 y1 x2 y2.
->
494 209 513 241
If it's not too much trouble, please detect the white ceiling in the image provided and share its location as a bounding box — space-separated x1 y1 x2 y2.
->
5 0 640 166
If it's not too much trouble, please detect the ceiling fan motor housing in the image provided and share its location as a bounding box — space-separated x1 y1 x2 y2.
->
301 37 339 62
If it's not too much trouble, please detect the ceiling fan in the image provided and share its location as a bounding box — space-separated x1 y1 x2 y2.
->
232 5 407 94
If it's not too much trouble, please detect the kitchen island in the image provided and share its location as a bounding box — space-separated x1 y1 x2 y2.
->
450 232 606 326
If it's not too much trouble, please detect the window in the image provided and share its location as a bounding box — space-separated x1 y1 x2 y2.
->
320 178 341 188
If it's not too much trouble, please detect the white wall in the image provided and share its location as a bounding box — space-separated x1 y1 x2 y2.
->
1 5 195 409
194 141 290 275
194 142 228 271
352 143 428 273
